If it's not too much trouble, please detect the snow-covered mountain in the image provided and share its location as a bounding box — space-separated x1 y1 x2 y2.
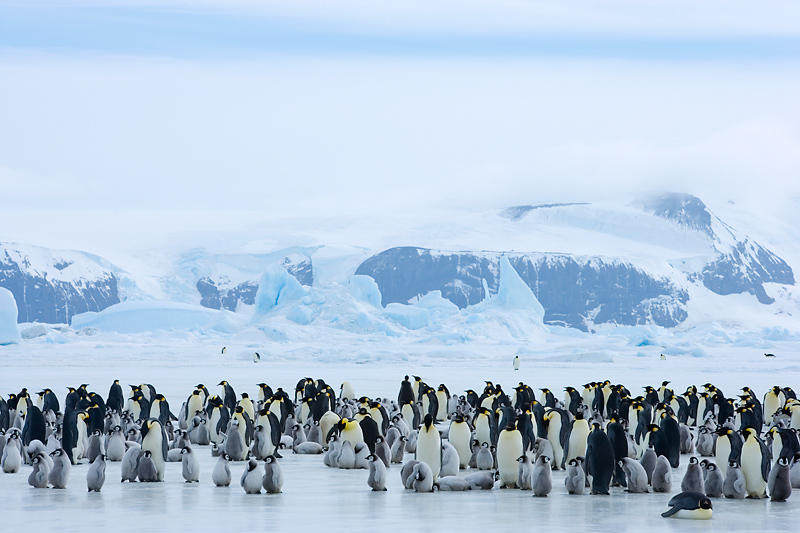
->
0 242 124 324
0 194 796 336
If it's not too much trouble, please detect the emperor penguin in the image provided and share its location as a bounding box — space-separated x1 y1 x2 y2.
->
681 456 705 493
262 455 283 493
366 454 387 491
565 414 590 465
585 422 615 495
48 448 71 488
544 408 569 470
241 458 262 494
704 462 724 497
695 426 715 457
28 453 50 488
474 407 495 448
448 414 472 468
415 414 442 480
338 418 365 449
531 455 553 496
212 454 232 487
463 470 498 490
723 460 746 499
513 355 520 371
740 427 770 498
661 492 713 519
768 456 792 501
225 418 247 461
764 386 784 425
435 385 449 422
564 458 585 495
181 446 200 482
86 454 106 492
340 382 355 401
140 419 168 481
714 427 742 480
497 422 524 488
619 457 649 493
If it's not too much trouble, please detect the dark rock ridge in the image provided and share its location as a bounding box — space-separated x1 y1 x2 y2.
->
194 252 314 312
356 247 688 331
639 193 794 304
0 243 120 324
356 194 794 330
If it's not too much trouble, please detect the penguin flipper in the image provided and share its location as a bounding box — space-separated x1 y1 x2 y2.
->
661 505 681 518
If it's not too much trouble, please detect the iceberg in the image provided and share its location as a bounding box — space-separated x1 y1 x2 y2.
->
253 264 308 316
0 287 21 345
492 256 545 318
348 275 382 308
70 300 233 334
383 303 430 330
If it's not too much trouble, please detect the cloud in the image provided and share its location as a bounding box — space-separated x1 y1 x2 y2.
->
1 54 798 218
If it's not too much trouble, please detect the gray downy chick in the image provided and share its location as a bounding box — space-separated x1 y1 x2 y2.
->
86 454 106 492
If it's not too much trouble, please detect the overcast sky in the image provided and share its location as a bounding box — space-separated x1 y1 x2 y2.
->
1 0 799 217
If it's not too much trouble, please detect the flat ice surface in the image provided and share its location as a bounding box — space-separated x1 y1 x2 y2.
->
1 338 799 531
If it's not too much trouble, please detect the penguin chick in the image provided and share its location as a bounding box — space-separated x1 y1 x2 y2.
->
661 491 712 519
434 476 471 491
367 454 387 491
768 456 792 502
476 442 494 470
722 460 746 499
619 458 649 493
639 446 657 485
411 461 434 493
137 450 159 483
532 455 552 497
262 455 283 494
390 436 406 464
704 462 723 498
517 455 533 490
463 470 498 490
212 454 232 487
241 458 262 494
28 454 50 488
651 455 672 493
121 444 142 483
440 442 459 478
48 448 71 489
86 454 106 492
181 446 200 483
681 457 705 493
565 458 585 495
400 460 420 489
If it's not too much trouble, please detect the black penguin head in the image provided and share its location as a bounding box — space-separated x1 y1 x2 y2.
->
266 455 275 463
778 457 790 467
689 456 699 464
728 460 739 468
706 463 716 471
699 497 712 510
144 450 152 458
423 414 434 429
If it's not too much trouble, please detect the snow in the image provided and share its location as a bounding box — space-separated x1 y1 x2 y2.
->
0 287 20 344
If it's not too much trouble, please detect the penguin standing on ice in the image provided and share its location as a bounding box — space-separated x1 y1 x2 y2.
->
367 454 387 491
740 428 770 498
564 458 585 495
212 454 232 487
497 422 523 488
86 454 106 492
415 414 441 480
140 419 168 481
768 456 792 502
585 422 615 495
262 455 283 494
513 356 520 371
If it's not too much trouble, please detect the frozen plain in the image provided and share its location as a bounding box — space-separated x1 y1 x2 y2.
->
2 333 799 532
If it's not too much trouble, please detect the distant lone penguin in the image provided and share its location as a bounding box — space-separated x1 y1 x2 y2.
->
513 356 520 371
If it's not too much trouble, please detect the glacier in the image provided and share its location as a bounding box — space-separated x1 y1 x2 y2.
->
0 286 20 344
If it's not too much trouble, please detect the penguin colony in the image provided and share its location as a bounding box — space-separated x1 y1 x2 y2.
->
1 378 798 518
